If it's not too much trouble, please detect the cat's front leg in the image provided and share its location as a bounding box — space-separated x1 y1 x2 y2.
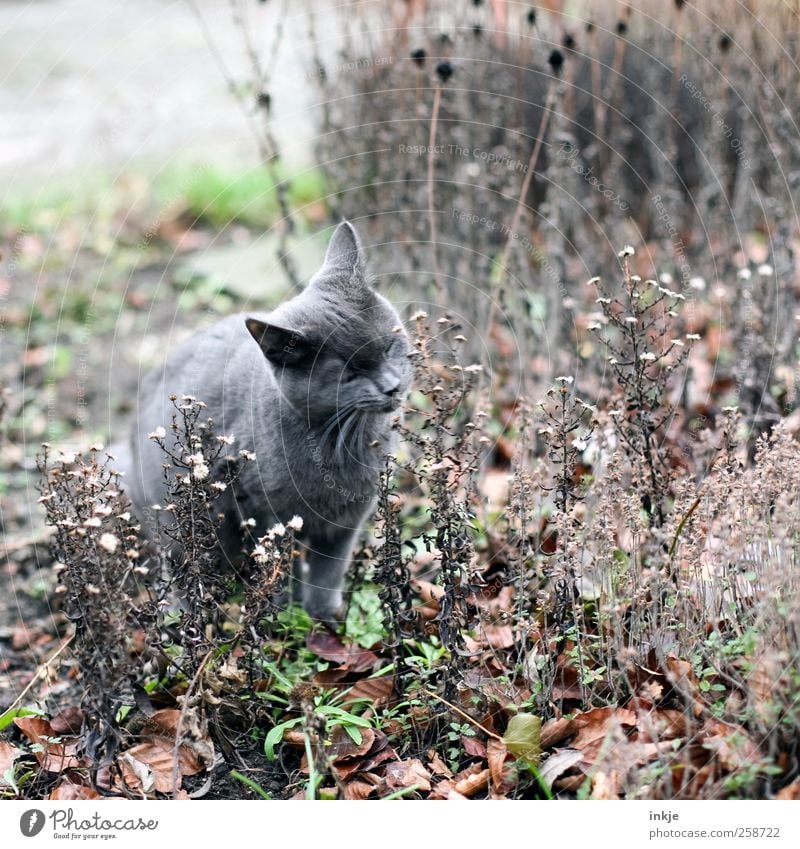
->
303 529 356 624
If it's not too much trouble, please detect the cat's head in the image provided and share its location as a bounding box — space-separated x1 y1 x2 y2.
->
245 222 411 422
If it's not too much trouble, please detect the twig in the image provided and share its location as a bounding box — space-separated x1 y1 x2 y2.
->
1 633 74 715
184 0 299 287
171 648 214 799
485 73 558 341
421 687 503 741
426 83 444 305
668 494 703 561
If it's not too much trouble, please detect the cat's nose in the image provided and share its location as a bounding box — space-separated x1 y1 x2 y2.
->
382 381 400 397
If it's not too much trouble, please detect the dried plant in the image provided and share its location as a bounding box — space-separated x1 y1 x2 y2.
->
146 395 253 673
242 516 303 642
589 247 694 531
36 444 147 767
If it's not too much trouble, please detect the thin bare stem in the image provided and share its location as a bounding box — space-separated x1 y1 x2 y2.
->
427 83 444 305
484 74 558 341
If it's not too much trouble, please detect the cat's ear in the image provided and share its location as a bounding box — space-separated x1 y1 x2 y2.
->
319 221 367 282
246 318 315 365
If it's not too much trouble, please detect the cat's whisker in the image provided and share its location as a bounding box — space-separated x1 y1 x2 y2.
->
320 401 359 446
356 414 369 457
335 409 361 460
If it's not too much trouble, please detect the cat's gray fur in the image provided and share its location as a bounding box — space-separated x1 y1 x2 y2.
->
120 222 410 622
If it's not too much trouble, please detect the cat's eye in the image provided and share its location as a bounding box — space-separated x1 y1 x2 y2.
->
342 371 359 384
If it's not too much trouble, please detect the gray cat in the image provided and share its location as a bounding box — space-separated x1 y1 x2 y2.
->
121 222 411 622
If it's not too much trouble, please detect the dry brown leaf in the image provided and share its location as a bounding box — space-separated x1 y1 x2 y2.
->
477 623 515 649
143 708 214 774
50 780 101 800
539 748 584 789
139 709 182 738
329 728 396 780
569 707 637 750
541 716 575 748
487 738 507 787
384 759 432 793
343 675 394 707
554 773 587 792
410 579 444 609
328 725 375 762
487 737 516 798
50 707 85 735
306 632 379 672
122 735 205 795
461 735 487 759
14 716 81 772
430 762 485 799
314 668 349 687
427 751 454 778
282 727 305 748
747 658 780 724
446 788 469 800
551 663 583 701
118 751 156 796
664 654 696 695
344 780 376 800
454 767 489 797
582 736 671 773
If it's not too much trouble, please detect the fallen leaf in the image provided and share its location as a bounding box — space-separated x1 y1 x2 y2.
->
410 579 444 609
637 708 692 742
539 749 584 789
121 737 204 795
487 738 507 787
343 675 394 707
329 728 396 780
541 716 574 748
430 762 487 799
384 759 432 793
569 707 636 750
50 707 85 735
427 751 454 778
461 735 487 758
487 738 516 798
141 709 214 773
344 780 376 800
664 654 696 695
328 725 375 762
49 780 101 800
118 751 156 795
14 717 81 772
554 773 588 792
477 623 515 649
502 713 541 763
306 632 379 672
139 709 182 738
454 767 489 797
